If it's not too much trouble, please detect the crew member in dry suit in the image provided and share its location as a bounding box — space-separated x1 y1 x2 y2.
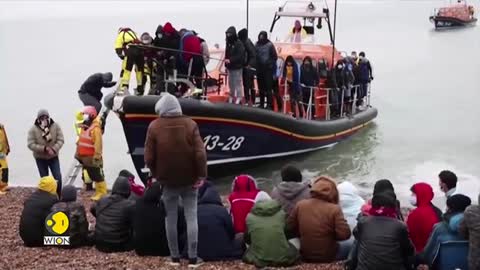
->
75 106 107 201
0 123 10 195
78 72 116 115
115 27 144 95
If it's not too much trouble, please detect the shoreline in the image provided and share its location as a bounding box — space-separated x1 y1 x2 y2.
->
1 187 343 270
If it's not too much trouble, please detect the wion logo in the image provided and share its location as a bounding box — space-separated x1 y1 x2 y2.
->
44 211 70 246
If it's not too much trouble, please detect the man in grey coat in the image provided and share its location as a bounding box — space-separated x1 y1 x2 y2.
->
27 109 64 194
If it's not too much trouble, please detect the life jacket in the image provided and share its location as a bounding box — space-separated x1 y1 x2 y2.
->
76 122 99 157
116 28 140 50
228 175 260 233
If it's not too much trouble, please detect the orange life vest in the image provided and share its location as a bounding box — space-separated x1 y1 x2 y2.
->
76 122 99 157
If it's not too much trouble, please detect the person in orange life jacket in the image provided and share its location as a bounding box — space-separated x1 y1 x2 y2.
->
27 109 64 195
78 72 116 115
75 106 107 201
300 56 319 119
282 55 302 118
228 175 260 234
0 123 10 195
407 182 442 253
115 27 145 95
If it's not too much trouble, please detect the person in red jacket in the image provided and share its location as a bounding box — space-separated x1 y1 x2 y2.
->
228 175 260 234
407 182 440 253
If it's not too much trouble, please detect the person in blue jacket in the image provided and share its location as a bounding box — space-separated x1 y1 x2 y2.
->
188 184 244 261
282 55 302 118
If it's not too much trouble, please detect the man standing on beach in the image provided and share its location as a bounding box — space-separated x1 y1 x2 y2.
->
144 93 207 268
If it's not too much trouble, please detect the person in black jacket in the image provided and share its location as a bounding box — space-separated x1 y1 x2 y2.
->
19 176 59 247
91 175 135 252
225 26 245 104
133 181 187 256
300 56 319 119
78 72 116 114
351 191 415 270
238 28 256 106
50 185 90 247
191 185 244 261
255 31 278 109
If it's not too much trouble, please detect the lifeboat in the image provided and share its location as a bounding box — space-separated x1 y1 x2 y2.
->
430 2 477 28
107 1 378 182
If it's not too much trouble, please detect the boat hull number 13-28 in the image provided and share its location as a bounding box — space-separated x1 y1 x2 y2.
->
203 135 245 151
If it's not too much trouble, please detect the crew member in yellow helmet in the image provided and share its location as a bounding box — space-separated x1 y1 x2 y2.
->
75 111 93 191
75 106 107 201
115 27 145 95
0 123 10 195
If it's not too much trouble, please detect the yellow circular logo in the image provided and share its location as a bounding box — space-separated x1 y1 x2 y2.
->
45 211 69 235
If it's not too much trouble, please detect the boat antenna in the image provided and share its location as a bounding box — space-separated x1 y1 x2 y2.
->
246 0 249 31
331 0 338 69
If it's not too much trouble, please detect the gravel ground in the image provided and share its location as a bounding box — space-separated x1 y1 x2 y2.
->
1 187 345 270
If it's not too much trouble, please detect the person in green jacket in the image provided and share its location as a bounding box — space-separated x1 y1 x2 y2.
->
243 197 300 268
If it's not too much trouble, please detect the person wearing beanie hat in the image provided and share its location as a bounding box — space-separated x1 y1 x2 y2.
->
28 110 64 195
19 176 59 247
78 72 116 114
418 194 472 268
50 185 90 247
225 26 245 104
351 190 414 270
91 175 136 252
271 165 310 216
0 123 10 194
145 91 207 266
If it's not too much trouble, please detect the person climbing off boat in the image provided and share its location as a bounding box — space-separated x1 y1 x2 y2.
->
115 27 144 95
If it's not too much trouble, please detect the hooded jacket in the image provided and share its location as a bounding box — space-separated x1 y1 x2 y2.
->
407 182 440 253
179 31 202 64
19 177 59 247
459 194 480 270
0 124 10 157
287 176 351 262
92 176 135 249
238 28 256 68
50 185 89 247
243 200 299 268
354 214 415 270
78 73 116 100
225 26 245 70
282 56 301 93
300 56 319 90
27 115 64 160
255 31 278 68
271 181 310 217
154 22 180 60
228 175 260 233
192 187 244 261
338 181 365 231
145 94 207 187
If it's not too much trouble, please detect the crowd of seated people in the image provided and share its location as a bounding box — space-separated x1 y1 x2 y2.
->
18 166 476 270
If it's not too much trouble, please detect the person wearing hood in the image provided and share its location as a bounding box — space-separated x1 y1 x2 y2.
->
75 106 107 201
407 182 441 253
186 185 245 261
0 123 10 194
286 20 307 43
133 181 186 256
28 109 64 195
19 176 59 247
115 27 145 95
225 26 245 104
237 28 256 106
78 72 116 114
351 191 415 270
287 176 351 262
271 165 310 217
338 181 365 231
228 174 261 234
118 169 144 200
361 179 404 221
144 93 207 267
418 194 471 268
357 52 373 106
49 185 90 247
460 193 480 270
91 175 135 252
282 55 302 118
243 196 300 268
255 31 278 109
300 56 319 119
